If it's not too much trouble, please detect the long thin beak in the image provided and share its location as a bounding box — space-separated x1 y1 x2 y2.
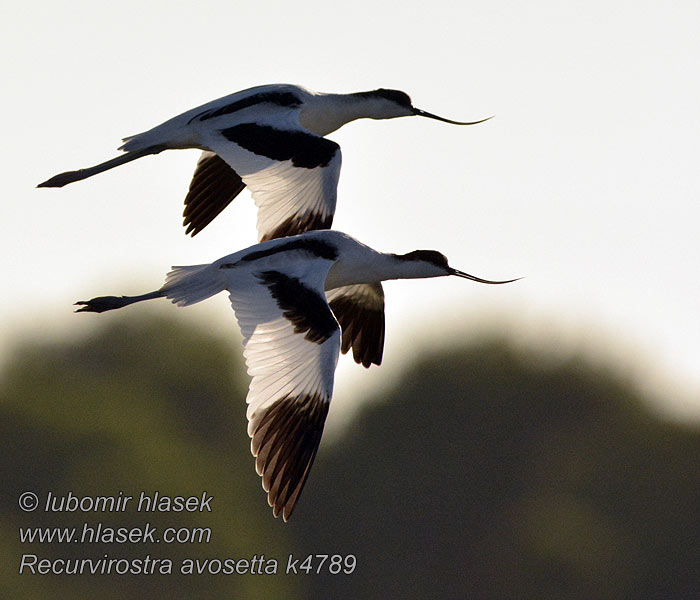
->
412 108 494 126
448 268 521 285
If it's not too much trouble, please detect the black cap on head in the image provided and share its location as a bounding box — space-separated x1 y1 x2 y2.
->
353 89 413 108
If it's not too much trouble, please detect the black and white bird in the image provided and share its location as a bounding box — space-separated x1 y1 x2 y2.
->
38 83 490 239
40 84 490 368
74 230 518 521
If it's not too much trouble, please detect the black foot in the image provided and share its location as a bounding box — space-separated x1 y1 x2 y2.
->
37 171 82 188
74 296 130 313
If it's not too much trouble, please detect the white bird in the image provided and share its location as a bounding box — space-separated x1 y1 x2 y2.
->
38 83 491 239
74 230 518 521
39 84 490 368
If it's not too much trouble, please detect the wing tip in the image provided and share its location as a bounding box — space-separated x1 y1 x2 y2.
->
248 392 330 522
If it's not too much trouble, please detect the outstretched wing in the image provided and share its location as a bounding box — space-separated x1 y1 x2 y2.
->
227 265 340 521
207 123 341 242
326 283 385 368
183 152 246 236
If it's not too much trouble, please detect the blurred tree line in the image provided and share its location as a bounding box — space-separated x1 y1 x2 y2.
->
1 312 698 599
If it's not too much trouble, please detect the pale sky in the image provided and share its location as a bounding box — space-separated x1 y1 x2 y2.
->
3 0 699 421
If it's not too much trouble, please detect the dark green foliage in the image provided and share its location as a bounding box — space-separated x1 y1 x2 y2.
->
299 341 700 600
1 313 298 599
1 316 698 599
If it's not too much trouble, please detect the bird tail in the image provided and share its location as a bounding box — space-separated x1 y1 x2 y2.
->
119 108 198 153
119 132 161 154
75 264 225 314
163 264 226 307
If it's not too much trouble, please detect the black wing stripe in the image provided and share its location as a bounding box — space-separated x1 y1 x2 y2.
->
238 238 338 264
190 91 302 123
220 124 339 169
256 271 337 344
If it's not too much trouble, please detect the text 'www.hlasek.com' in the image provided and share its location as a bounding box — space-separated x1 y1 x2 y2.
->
17 490 356 576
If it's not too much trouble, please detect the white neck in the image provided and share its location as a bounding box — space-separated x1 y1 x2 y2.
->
325 250 444 290
299 93 410 136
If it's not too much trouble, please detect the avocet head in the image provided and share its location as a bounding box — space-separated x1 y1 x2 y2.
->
394 249 519 283
355 89 492 125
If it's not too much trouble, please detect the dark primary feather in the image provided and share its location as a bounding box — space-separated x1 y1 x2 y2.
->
183 152 246 236
251 392 329 521
328 283 385 368
260 213 334 242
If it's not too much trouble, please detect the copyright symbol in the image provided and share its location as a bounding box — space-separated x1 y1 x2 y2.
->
19 491 39 512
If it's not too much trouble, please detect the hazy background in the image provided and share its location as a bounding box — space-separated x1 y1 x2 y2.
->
3 0 700 420
2 0 700 596
3 315 699 598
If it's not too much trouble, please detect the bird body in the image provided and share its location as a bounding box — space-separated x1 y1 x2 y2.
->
120 84 314 152
39 83 490 239
75 230 518 521
119 84 414 151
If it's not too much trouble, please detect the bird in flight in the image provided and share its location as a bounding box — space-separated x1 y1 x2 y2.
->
38 83 491 239
39 83 491 368
75 230 519 521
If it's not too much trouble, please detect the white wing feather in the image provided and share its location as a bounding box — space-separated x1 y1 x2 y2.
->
227 265 340 521
207 135 341 241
